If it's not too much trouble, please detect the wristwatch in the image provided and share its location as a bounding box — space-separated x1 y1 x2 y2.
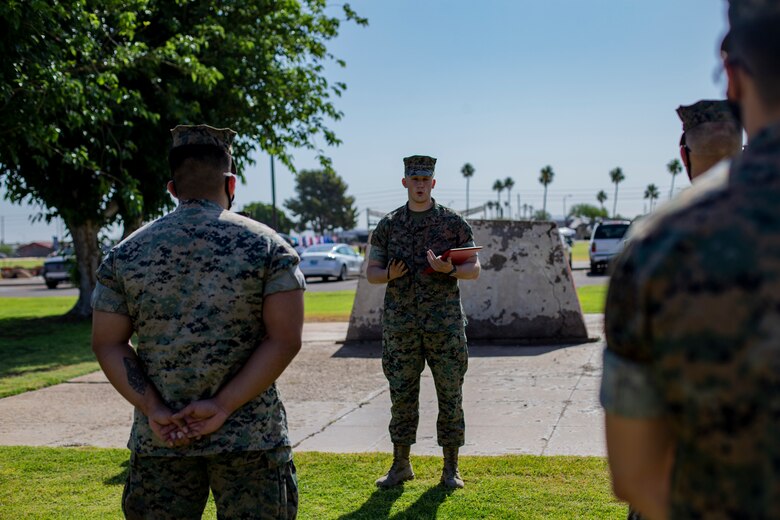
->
447 265 457 276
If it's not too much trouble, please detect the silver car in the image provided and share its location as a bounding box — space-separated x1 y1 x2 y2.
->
299 243 364 281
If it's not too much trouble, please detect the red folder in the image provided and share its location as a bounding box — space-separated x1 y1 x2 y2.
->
424 246 482 273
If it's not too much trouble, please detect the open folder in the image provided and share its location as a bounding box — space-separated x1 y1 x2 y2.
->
424 246 482 274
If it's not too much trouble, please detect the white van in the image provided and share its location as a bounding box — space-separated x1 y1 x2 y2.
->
589 221 630 274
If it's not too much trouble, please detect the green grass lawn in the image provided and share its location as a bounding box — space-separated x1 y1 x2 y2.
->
571 240 589 262
0 257 45 269
0 447 627 519
0 285 607 398
577 285 607 314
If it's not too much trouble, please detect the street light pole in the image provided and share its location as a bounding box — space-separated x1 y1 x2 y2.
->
270 154 278 230
563 194 572 221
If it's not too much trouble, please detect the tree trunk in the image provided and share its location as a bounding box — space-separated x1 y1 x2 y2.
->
67 219 102 319
121 215 144 240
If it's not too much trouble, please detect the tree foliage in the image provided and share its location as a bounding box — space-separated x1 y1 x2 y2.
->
539 165 554 215
284 169 358 235
239 202 294 234
0 0 366 316
596 190 608 209
568 203 608 221
667 158 683 199
644 183 660 212
461 163 474 212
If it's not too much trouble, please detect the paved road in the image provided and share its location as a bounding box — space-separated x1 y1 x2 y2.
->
0 276 361 297
1 265 607 297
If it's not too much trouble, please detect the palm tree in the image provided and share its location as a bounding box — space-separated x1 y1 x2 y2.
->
461 163 475 212
667 159 682 199
522 203 529 218
596 190 608 211
486 200 496 219
609 167 625 218
538 166 554 216
503 177 515 219
492 179 505 218
644 183 660 212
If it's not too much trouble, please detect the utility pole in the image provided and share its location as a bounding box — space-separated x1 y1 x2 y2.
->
1 216 4 245
516 194 520 220
270 155 278 230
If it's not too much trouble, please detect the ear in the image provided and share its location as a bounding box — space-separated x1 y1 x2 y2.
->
228 174 237 195
431 178 436 189
402 177 408 188
167 180 178 198
725 61 743 103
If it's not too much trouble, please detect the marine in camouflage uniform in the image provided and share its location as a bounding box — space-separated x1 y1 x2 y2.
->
600 1 780 517
676 99 742 183
367 155 481 489
92 125 304 519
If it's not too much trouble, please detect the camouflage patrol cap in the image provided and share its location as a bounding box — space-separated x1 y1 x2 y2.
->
725 0 780 59
170 124 236 153
403 155 437 177
728 0 780 27
676 100 738 132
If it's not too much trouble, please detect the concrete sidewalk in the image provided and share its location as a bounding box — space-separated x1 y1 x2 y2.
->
0 316 607 457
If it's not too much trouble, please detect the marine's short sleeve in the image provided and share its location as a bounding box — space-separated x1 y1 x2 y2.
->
264 243 306 296
600 348 665 418
457 216 476 249
369 219 389 264
601 242 664 418
91 249 129 315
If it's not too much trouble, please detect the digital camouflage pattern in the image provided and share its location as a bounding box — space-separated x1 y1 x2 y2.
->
676 100 738 133
123 449 298 519
92 199 305 457
602 121 780 518
369 200 475 334
170 124 236 153
370 200 475 447
403 155 437 177
383 329 468 446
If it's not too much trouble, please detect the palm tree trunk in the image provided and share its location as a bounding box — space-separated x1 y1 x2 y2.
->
466 178 470 213
669 176 676 200
612 184 619 218
542 185 548 215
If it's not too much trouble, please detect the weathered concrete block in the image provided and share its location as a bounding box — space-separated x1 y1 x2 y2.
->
346 220 588 344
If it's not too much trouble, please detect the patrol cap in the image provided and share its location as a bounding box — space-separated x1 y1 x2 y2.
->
170 124 236 154
676 100 738 133
725 0 780 60
403 155 436 177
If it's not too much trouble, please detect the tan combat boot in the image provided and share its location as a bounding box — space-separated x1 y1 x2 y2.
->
441 446 464 489
375 444 414 488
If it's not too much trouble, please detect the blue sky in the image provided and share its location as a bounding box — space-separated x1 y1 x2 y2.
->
1 0 732 243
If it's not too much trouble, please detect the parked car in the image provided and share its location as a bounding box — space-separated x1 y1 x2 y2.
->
559 232 573 269
589 220 631 274
299 243 364 281
42 249 75 289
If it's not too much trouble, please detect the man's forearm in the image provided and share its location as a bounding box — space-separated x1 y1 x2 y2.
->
366 265 389 284
93 341 164 416
453 260 480 280
213 335 302 415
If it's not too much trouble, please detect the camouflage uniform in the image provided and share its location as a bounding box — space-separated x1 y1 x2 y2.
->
92 133 304 516
600 121 780 518
370 199 475 447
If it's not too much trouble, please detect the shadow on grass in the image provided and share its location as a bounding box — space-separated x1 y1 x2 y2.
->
0 316 93 378
392 485 453 520
338 486 403 520
104 458 130 486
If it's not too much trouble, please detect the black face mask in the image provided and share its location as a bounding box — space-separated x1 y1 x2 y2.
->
727 100 743 128
224 177 234 210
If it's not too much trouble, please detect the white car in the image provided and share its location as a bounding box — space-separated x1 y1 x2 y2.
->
299 243 364 281
589 220 631 274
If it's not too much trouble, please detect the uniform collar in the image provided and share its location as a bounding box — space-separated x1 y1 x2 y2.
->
176 199 226 212
401 198 441 222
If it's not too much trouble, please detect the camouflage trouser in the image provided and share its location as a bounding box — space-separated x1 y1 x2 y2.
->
122 449 298 520
382 328 468 447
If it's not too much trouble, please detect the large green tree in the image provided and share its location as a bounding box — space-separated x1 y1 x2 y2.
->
568 203 608 221
284 169 357 235
240 202 294 234
0 0 366 317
